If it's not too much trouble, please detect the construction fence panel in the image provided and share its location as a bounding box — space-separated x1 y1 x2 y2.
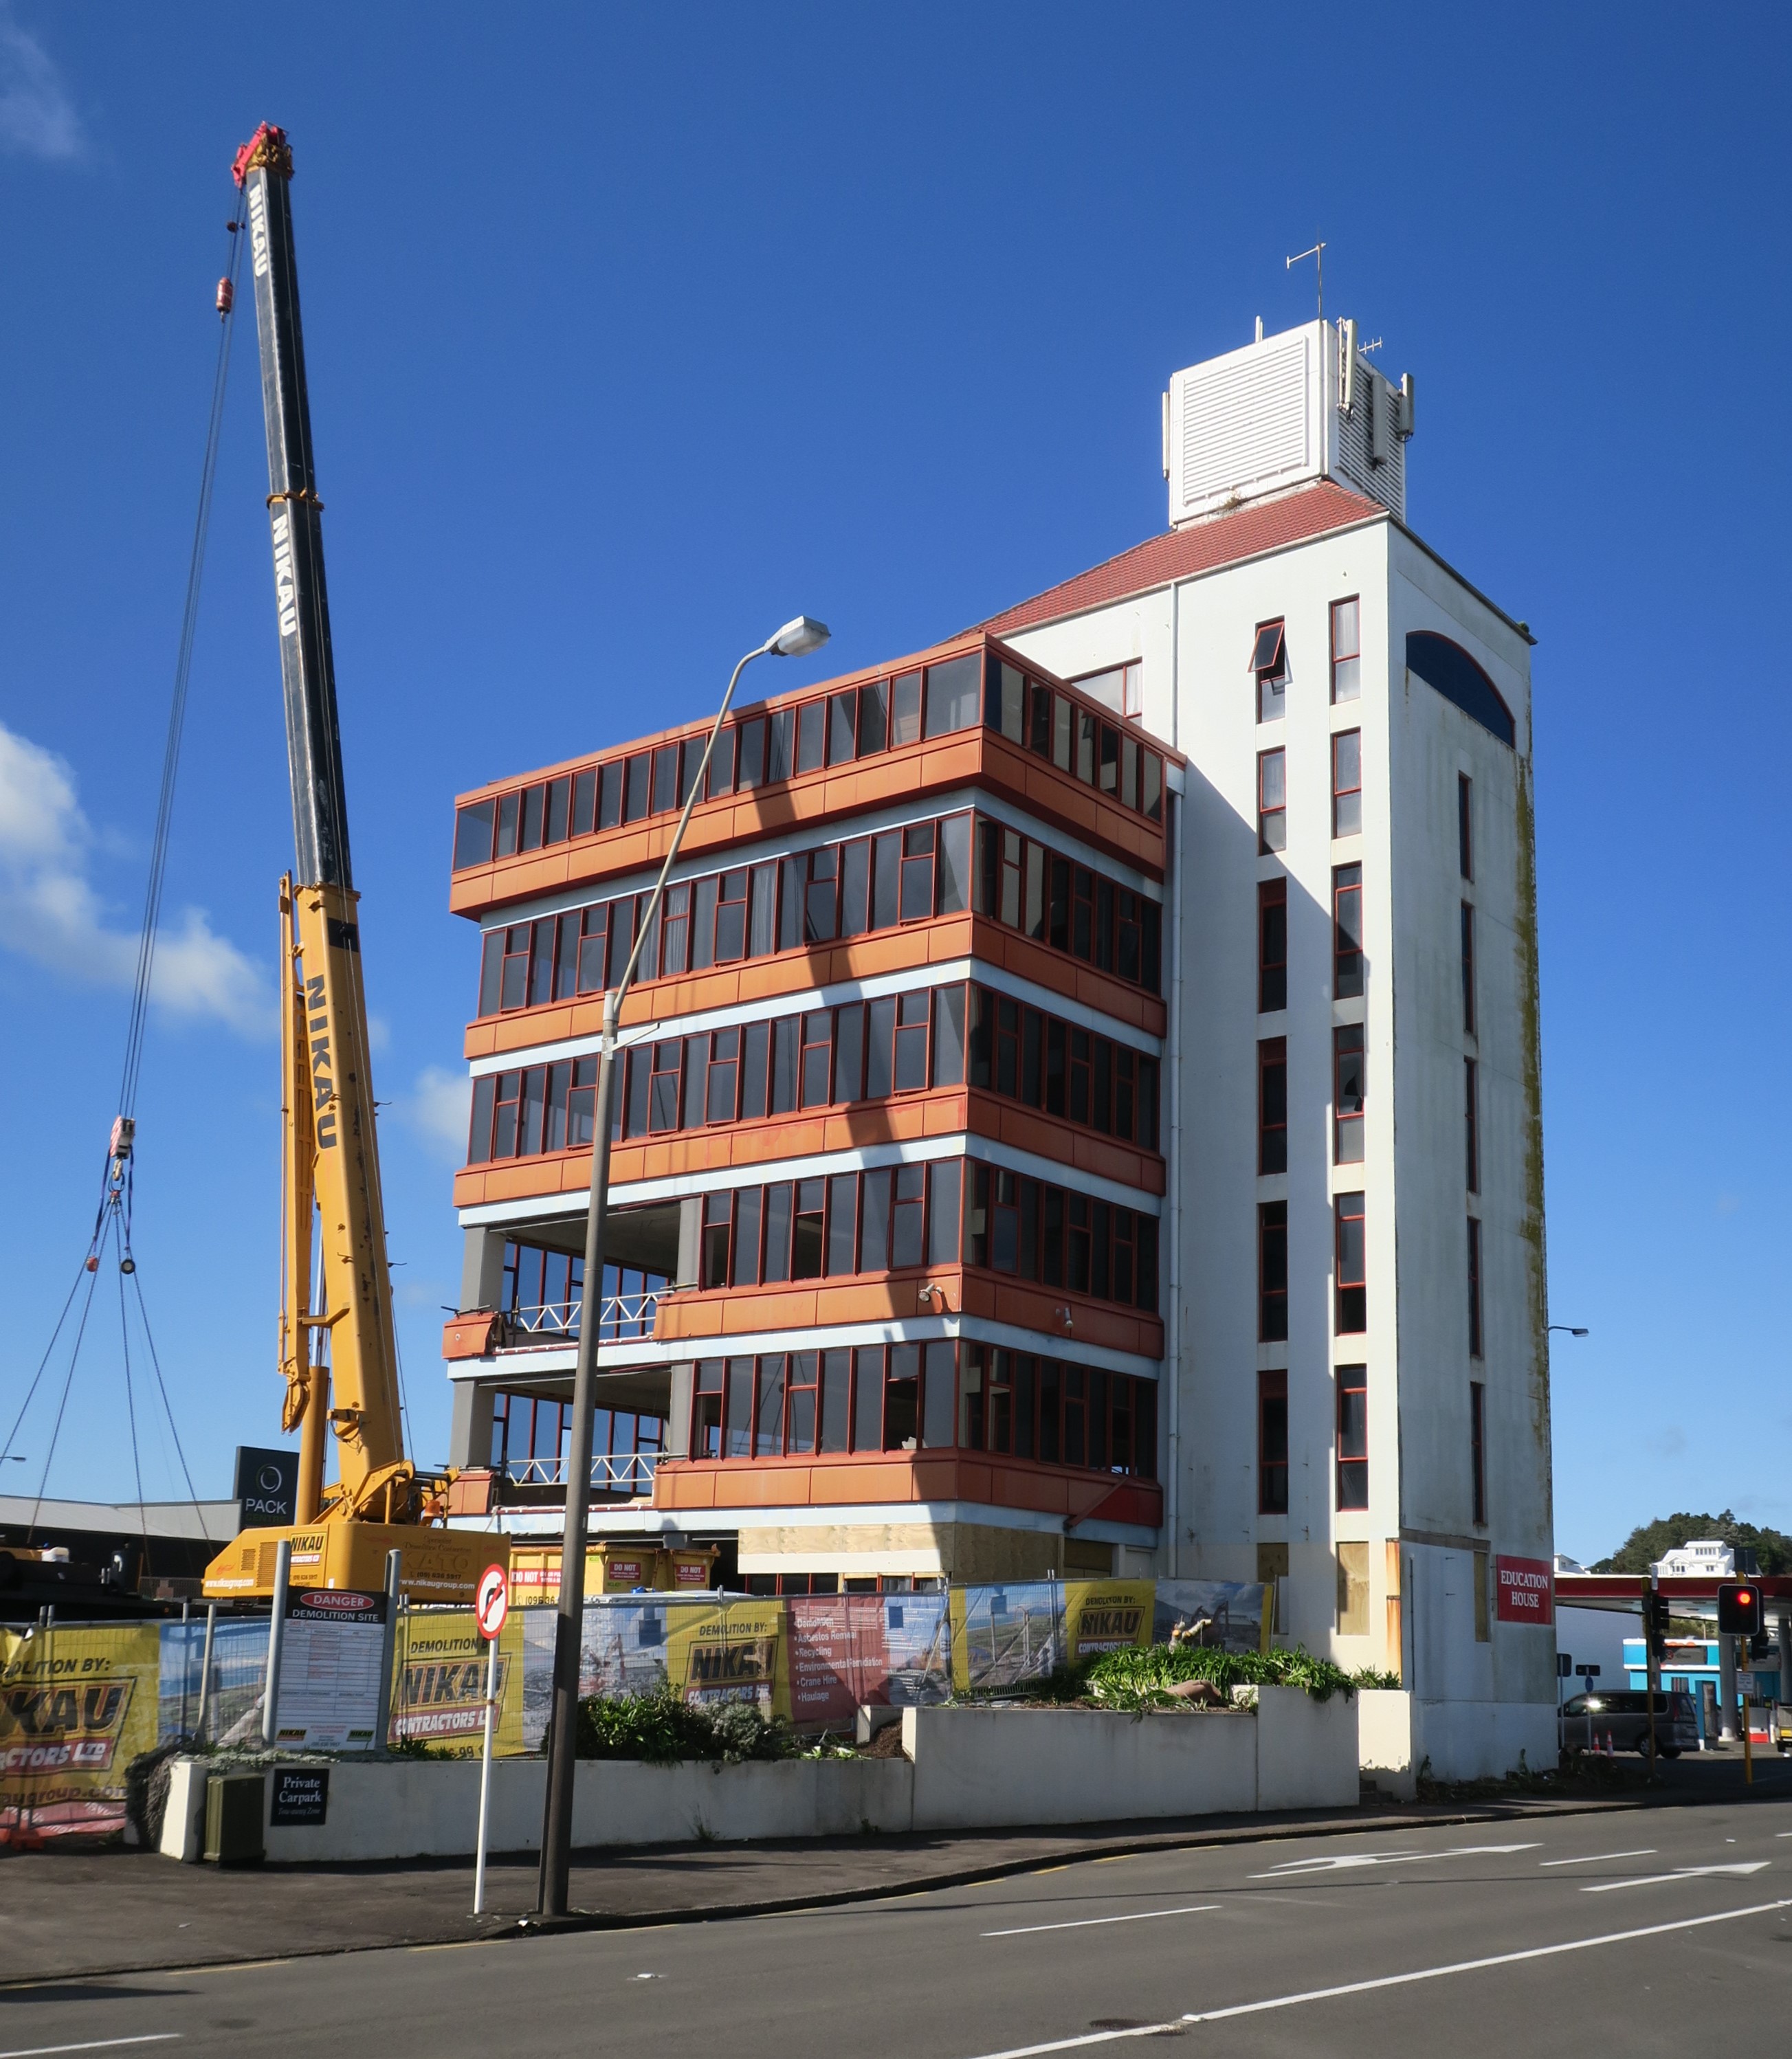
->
390 1607 528 1758
2 1621 162 1841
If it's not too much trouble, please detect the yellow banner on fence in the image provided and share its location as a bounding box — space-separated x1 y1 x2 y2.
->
390 1609 527 1758
1 1622 161 1840
1061 1579 1155 1664
663 1598 788 1719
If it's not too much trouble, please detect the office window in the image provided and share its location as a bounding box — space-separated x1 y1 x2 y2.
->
1467 1215 1483 1358
1460 902 1476 1034
1257 748 1286 854
1258 1370 1289 1514
1259 878 1287 1012
1336 1540 1370 1636
1474 1548 1491 1642
1259 1201 1288 1342
1334 863 1363 998
1336 1365 1368 1510
1334 1023 1365 1164
1258 1038 1287 1175
1335 1190 1367 1333
1470 1379 1487 1525
1252 619 1287 722
1331 729 1362 838
1331 597 1360 703
1464 1057 1480 1193
1458 773 1474 880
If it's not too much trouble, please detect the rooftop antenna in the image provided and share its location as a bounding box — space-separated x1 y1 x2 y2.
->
1287 239 1326 322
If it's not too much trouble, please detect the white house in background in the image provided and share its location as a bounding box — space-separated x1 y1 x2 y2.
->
985 315 1555 1780
1652 1539 1735 1579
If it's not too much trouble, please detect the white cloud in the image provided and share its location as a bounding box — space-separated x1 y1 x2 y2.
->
0 719 274 1036
366 1012 392 1054
401 1064 472 1164
0 6 82 162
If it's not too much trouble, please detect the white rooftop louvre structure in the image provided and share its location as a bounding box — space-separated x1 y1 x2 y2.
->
1163 318 1414 526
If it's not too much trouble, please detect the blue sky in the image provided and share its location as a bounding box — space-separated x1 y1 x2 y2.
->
0 5 1784 1564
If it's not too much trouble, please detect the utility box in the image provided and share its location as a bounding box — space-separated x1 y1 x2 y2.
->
203 1772 265 1865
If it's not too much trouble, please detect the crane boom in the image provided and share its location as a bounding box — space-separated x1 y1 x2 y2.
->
205 125 502 1607
238 122 405 1517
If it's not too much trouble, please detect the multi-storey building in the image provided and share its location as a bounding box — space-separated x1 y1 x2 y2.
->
443 636 1179 1590
442 315 1557 1771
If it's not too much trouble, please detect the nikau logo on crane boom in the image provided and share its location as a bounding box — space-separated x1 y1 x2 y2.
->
270 509 299 638
305 971 338 1149
247 177 270 280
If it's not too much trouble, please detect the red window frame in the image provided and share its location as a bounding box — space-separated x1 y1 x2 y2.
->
1258 1369 1289 1514
1464 1056 1480 1193
1336 1365 1368 1511
1330 596 1361 703
1259 878 1287 1012
1258 1038 1287 1175
1470 1378 1487 1525
1460 901 1476 1034
1252 619 1287 723
1259 1200 1287 1342
1335 1190 1367 1334
1257 748 1286 854
1334 1023 1365 1164
1331 728 1362 838
1334 863 1364 998
1467 1215 1483 1359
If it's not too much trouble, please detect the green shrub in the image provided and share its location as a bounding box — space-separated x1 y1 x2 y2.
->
575 1684 797 1763
1081 1643 1369 1708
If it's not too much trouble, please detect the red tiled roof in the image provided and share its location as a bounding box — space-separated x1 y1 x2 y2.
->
980 480 1386 636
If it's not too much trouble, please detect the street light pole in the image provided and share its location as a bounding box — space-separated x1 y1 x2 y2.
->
536 616 830 1919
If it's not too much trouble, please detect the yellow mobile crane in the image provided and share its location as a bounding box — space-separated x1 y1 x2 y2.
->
204 126 502 1605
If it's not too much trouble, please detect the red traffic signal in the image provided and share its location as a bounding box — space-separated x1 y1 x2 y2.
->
1716 1581 1762 1634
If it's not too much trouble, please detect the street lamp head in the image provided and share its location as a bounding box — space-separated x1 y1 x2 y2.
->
1547 1324 1589 1337
767 616 830 658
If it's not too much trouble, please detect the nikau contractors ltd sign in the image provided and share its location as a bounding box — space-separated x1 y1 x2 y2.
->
1494 1555 1553 1625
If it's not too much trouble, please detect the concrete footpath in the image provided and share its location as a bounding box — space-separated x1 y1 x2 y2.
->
3 1751 1786 1989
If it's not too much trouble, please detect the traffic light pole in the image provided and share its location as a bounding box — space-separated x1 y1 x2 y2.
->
1656 1572 1672 1787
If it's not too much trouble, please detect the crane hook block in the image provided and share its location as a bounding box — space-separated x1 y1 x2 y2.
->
216 277 234 318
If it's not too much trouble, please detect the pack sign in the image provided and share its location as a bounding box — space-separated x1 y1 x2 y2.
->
232 1445 298 1524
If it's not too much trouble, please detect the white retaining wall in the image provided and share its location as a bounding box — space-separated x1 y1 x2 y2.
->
1355 1688 1559 1794
161 1690 1358 1865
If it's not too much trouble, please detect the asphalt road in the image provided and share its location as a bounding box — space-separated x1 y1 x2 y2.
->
5 1797 1790 2059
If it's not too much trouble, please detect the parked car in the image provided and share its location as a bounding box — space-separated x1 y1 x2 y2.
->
1560 1689 1699 1757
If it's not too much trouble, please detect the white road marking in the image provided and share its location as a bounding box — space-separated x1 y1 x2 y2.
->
1540 1849 1656 1868
957 1897 1792 2058
982 1904 1221 1938
1252 1843 1539 1878
0 2039 182 2059
1583 1862 1770 1894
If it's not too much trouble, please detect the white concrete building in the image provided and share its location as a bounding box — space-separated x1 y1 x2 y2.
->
1652 1540 1735 1579
985 318 1555 1776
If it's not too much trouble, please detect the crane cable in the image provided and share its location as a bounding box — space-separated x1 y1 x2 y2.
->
1 189 247 1551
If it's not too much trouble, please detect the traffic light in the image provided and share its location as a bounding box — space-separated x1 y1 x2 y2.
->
1643 1590 1670 1660
1716 1581 1762 1636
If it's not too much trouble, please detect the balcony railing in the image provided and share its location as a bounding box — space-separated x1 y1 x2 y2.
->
498 1290 667 1349
501 1451 660 1493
